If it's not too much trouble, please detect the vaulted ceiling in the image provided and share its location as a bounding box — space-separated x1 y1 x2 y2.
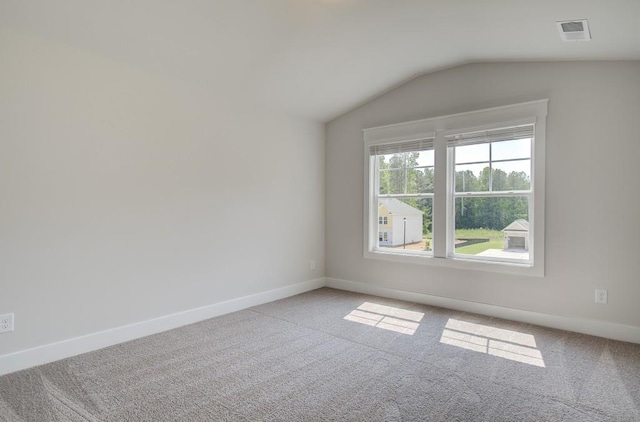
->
2 0 639 121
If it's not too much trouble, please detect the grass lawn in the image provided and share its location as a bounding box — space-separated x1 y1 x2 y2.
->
454 228 503 242
455 240 503 255
423 229 504 255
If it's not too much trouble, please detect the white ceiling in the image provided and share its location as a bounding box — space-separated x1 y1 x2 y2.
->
2 0 640 122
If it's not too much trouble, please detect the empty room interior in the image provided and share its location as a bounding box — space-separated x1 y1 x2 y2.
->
1 1 639 421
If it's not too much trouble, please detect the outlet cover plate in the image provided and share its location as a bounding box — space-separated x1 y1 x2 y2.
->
595 289 608 304
0 313 14 333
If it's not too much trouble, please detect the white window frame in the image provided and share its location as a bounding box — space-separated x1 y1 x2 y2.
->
363 100 547 276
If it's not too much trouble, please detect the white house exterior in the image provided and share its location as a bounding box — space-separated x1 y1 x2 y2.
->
378 198 423 247
503 219 529 250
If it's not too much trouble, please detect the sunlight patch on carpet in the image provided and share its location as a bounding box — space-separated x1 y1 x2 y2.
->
440 318 545 367
344 302 424 335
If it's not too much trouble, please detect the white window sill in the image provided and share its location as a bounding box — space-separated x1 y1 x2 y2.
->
364 249 544 277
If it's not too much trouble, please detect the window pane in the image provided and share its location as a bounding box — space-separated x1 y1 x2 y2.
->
379 162 434 194
492 138 531 161
492 160 531 191
416 149 434 167
405 167 428 194
378 197 433 253
455 164 489 192
454 197 530 261
455 143 489 164
413 167 434 194
384 153 404 169
379 169 404 194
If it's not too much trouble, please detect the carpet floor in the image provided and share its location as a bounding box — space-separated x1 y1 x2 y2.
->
1 287 639 421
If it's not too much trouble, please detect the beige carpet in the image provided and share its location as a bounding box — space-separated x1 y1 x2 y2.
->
1 287 639 421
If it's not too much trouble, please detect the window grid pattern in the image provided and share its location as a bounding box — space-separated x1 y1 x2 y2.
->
371 139 435 254
447 127 533 263
363 100 547 274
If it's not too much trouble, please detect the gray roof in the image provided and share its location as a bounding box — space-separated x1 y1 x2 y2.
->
503 219 529 232
379 198 423 216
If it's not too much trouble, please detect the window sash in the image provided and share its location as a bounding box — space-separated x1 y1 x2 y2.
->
448 192 533 264
370 138 434 156
372 139 435 254
446 131 534 264
445 125 534 147
450 130 532 194
373 141 435 196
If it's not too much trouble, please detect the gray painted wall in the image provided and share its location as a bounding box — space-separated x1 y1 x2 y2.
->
0 29 325 356
326 61 640 327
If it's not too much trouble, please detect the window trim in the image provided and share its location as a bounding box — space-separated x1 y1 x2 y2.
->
363 100 547 277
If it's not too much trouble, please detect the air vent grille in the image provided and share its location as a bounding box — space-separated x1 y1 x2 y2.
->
556 19 591 42
561 22 583 33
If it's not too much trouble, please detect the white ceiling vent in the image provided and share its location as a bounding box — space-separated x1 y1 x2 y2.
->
556 19 591 42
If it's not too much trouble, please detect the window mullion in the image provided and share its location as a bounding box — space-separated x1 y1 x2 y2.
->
372 156 380 251
489 142 493 192
403 154 408 195
433 132 447 258
378 193 433 199
453 191 532 198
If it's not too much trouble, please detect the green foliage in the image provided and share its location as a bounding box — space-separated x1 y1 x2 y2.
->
379 152 428 195
379 152 434 236
376 153 528 255
457 167 529 193
455 167 529 231
456 196 528 231
379 155 529 235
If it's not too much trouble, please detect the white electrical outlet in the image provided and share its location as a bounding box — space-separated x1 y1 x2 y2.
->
0 313 14 333
310 260 316 270
595 289 608 304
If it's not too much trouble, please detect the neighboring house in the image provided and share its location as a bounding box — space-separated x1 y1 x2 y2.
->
503 219 529 250
378 198 423 247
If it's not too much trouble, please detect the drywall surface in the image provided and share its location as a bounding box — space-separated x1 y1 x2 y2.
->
326 62 640 327
0 29 325 356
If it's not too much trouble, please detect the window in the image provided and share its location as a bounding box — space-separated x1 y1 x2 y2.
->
363 100 547 276
448 126 533 263
369 139 434 255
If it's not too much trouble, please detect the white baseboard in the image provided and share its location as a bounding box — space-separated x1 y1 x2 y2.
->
326 277 640 344
3 276 638 376
0 278 325 376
